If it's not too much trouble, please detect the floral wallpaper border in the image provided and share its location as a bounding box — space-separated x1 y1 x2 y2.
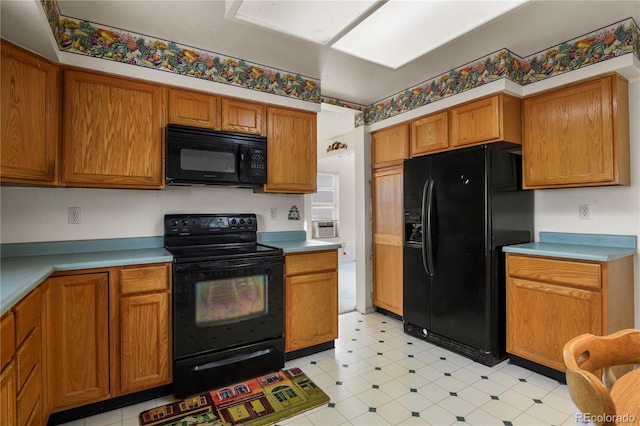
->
40 1 637 127
40 0 321 103
364 18 639 124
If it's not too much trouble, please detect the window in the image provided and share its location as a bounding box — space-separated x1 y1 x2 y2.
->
311 173 337 221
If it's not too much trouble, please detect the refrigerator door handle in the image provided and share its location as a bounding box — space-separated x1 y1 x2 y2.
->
422 179 435 276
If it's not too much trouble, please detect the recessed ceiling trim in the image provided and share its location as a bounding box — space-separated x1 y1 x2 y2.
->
226 0 529 69
332 0 530 69
226 0 385 45
324 0 388 46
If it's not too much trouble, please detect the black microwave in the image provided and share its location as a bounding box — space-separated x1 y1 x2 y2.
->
166 124 267 187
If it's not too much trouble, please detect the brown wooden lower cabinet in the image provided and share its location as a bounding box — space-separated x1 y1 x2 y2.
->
506 253 634 372
284 250 338 352
39 262 172 416
0 287 45 426
118 264 171 395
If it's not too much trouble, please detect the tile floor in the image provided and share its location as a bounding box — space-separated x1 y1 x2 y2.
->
60 311 576 426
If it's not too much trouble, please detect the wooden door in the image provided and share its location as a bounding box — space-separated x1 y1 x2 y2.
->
119 292 170 394
221 98 265 135
285 271 338 352
507 278 601 371
523 74 627 188
371 165 403 315
411 111 448 156
264 107 316 193
450 95 501 147
48 273 110 410
1 40 58 186
168 88 219 129
62 69 166 189
371 123 409 168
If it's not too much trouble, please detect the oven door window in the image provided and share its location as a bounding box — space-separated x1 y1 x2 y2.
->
195 274 266 326
181 148 235 173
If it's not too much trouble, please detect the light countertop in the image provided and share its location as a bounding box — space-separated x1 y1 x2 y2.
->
1 238 172 316
503 232 637 262
258 231 341 253
1 232 340 316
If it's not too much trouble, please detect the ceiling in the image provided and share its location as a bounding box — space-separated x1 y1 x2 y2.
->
1 0 638 145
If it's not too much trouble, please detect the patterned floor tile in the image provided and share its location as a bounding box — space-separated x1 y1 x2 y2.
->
69 310 573 426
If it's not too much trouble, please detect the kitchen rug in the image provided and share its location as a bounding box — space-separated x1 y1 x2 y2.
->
138 367 329 426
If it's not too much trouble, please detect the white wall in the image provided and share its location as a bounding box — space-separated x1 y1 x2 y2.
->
0 186 303 243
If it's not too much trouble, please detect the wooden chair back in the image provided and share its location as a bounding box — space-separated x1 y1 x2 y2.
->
563 329 640 426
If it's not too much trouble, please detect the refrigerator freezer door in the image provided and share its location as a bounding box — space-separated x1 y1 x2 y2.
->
403 245 432 331
403 156 432 332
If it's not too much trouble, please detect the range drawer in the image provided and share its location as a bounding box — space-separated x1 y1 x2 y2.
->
285 250 337 276
507 254 601 289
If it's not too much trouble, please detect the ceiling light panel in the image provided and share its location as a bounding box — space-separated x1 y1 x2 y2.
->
232 0 380 45
332 0 528 69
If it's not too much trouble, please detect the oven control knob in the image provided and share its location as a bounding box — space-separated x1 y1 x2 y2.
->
230 218 237 225
170 219 178 227
239 218 245 225
247 218 253 225
181 219 189 227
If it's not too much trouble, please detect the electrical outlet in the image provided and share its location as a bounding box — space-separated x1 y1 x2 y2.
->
578 204 590 220
68 207 81 224
269 208 277 220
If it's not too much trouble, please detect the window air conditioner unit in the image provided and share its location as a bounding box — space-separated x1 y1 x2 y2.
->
312 221 337 239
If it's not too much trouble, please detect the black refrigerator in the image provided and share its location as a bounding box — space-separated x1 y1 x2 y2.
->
403 145 533 366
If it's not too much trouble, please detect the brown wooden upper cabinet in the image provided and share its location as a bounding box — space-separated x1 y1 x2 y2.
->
1 40 59 186
262 106 317 193
371 123 409 169
62 68 166 189
168 88 220 129
522 73 629 189
168 90 265 135
449 93 521 147
221 98 265 135
410 111 448 157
